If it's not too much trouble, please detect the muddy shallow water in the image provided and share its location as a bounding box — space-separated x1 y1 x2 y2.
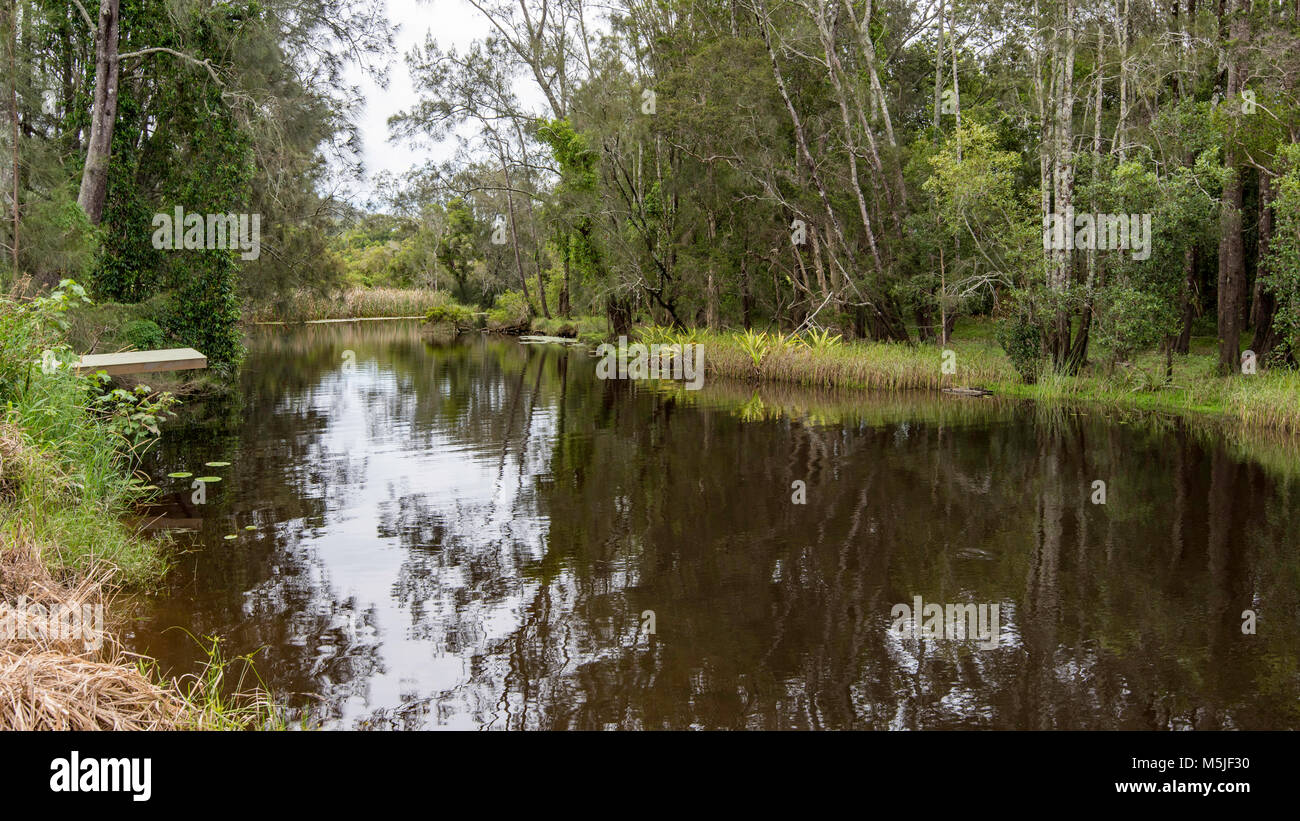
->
125 320 1300 729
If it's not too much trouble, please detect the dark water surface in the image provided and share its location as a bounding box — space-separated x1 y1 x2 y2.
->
126 320 1300 729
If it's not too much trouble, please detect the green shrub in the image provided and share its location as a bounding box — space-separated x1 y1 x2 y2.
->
738 328 771 368
1095 286 1171 364
122 319 166 350
486 290 531 331
422 290 476 330
88 378 180 449
995 316 1041 384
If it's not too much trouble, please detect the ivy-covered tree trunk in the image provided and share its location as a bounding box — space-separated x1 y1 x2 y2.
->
78 0 120 225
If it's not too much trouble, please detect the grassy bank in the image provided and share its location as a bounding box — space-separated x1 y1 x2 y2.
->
536 314 1300 437
698 325 1300 435
0 287 279 729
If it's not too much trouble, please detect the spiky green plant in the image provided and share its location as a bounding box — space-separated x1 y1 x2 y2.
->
799 327 843 350
738 329 770 369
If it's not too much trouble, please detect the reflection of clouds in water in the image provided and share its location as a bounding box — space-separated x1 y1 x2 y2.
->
268 338 593 728
132 323 1300 731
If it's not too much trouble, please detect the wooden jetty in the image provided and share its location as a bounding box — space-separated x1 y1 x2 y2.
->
73 347 207 376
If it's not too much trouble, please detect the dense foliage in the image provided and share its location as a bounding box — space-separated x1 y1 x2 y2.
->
362 0 1300 382
2 0 394 367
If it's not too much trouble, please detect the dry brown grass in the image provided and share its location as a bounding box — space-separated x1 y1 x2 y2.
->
246 288 442 323
0 650 182 730
0 534 184 730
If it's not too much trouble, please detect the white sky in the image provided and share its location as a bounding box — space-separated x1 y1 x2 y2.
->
343 0 487 204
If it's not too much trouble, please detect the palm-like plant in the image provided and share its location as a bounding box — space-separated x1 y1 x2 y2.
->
773 331 802 352
799 327 843 350
637 324 675 346
738 329 770 368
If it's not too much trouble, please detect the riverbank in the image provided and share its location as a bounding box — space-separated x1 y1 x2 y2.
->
242 294 1300 439
518 314 1300 437
694 326 1300 436
0 290 278 730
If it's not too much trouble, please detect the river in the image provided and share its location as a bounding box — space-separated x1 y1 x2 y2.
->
125 320 1300 729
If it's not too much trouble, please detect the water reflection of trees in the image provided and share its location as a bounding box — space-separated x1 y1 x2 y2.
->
454 366 1300 729
132 322 1300 729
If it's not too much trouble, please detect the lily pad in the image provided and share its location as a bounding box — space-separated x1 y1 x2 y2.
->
205 461 231 468
196 476 222 483
244 525 257 531
223 534 238 541
166 472 192 479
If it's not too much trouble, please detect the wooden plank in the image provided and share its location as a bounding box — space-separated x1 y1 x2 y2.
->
518 335 581 345
73 347 207 376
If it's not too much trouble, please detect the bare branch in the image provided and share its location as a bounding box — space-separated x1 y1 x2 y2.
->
117 47 224 86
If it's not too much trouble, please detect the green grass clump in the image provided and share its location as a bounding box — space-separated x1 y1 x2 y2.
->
143 631 293 730
703 329 1013 391
423 291 477 330
0 291 166 586
532 314 607 342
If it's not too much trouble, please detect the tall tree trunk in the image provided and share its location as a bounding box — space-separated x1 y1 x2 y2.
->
560 232 571 317
1215 0 1250 374
949 0 961 157
510 116 548 318
492 131 532 309
77 0 120 225
705 209 718 330
1048 0 1077 370
1112 0 1129 158
1176 244 1198 353
1250 168 1278 355
1217 169 1246 373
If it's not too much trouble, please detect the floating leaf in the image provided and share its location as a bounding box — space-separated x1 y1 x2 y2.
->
196 476 222 483
205 461 231 468
223 534 238 541
166 472 192 479
243 525 256 531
